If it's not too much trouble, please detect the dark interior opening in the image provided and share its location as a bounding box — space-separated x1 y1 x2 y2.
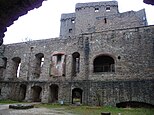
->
49 84 59 103
94 55 115 72
32 86 42 102
116 101 154 108
72 88 83 104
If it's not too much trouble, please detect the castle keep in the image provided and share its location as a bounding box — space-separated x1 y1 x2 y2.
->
0 1 154 106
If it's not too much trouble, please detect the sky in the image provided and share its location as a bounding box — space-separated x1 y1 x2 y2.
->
3 0 154 44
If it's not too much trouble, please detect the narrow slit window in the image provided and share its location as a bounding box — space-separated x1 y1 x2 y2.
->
104 18 107 24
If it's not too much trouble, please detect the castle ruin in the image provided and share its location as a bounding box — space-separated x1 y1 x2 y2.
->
0 1 154 107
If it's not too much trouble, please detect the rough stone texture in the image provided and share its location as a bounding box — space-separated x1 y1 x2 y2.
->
0 1 154 106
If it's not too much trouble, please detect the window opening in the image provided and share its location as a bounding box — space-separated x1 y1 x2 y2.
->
95 8 99 12
17 63 21 78
57 54 62 64
41 57 44 67
69 29 73 33
106 6 110 11
72 52 80 76
71 19 75 23
104 18 107 24
94 55 115 72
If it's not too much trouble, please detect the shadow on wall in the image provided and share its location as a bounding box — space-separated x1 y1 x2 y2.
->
116 101 154 108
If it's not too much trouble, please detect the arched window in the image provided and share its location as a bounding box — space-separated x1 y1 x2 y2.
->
72 88 83 104
72 52 80 76
12 57 21 78
94 55 115 72
33 53 44 78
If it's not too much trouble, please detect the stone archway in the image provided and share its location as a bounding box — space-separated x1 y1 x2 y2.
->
31 86 42 102
49 84 59 103
18 84 27 101
72 88 83 104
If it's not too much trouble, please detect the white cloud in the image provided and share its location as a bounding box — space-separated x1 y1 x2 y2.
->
4 0 154 44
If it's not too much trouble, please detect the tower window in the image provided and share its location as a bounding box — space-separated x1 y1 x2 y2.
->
71 19 75 23
104 18 107 24
95 8 99 12
69 29 73 33
106 6 110 11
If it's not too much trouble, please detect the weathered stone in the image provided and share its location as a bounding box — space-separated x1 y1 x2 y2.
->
0 1 153 107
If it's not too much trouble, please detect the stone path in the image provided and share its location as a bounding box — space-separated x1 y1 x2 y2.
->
0 104 75 115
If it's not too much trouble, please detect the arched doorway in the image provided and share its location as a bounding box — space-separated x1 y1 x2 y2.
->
72 88 83 104
94 55 115 72
31 86 42 102
49 84 59 103
19 84 27 101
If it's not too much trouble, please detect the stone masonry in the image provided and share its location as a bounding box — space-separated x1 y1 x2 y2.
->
0 1 154 107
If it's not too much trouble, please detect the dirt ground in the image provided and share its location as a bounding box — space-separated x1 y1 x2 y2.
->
0 104 75 115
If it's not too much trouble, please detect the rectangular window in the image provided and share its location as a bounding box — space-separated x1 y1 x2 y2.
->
106 6 110 11
71 19 75 23
69 29 73 33
95 8 99 12
57 54 62 64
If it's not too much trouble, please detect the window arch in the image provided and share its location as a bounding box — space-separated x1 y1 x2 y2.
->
93 55 115 72
72 52 80 76
12 57 21 78
33 53 44 78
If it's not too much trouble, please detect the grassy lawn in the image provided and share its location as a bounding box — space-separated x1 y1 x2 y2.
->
35 104 154 115
0 100 154 115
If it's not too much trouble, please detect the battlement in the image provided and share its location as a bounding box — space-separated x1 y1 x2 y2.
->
61 13 75 21
60 1 147 38
75 1 118 9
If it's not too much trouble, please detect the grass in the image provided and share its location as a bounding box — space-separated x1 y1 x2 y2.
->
0 99 21 104
35 104 154 115
0 100 154 115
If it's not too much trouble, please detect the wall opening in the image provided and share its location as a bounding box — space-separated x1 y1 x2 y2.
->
71 19 75 23
12 57 21 78
49 84 59 103
104 18 107 24
116 101 154 108
18 84 27 101
72 52 80 76
33 53 44 78
95 7 99 12
51 52 66 76
31 86 42 102
0 57 7 79
94 55 115 72
69 29 73 33
106 6 110 11
72 88 83 104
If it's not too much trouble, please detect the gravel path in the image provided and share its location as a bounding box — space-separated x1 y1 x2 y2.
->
0 104 75 115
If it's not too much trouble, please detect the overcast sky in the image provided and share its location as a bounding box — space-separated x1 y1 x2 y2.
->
4 0 154 44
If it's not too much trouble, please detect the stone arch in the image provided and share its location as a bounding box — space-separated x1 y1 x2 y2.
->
33 53 44 78
0 57 7 79
72 88 83 104
11 57 21 78
31 86 42 102
72 52 80 76
49 84 59 103
93 54 115 72
18 84 27 101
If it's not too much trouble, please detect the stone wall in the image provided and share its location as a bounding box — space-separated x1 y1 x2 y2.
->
0 25 153 106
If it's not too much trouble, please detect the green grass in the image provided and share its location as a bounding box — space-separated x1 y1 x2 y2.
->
0 99 20 104
0 100 153 115
35 104 154 115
